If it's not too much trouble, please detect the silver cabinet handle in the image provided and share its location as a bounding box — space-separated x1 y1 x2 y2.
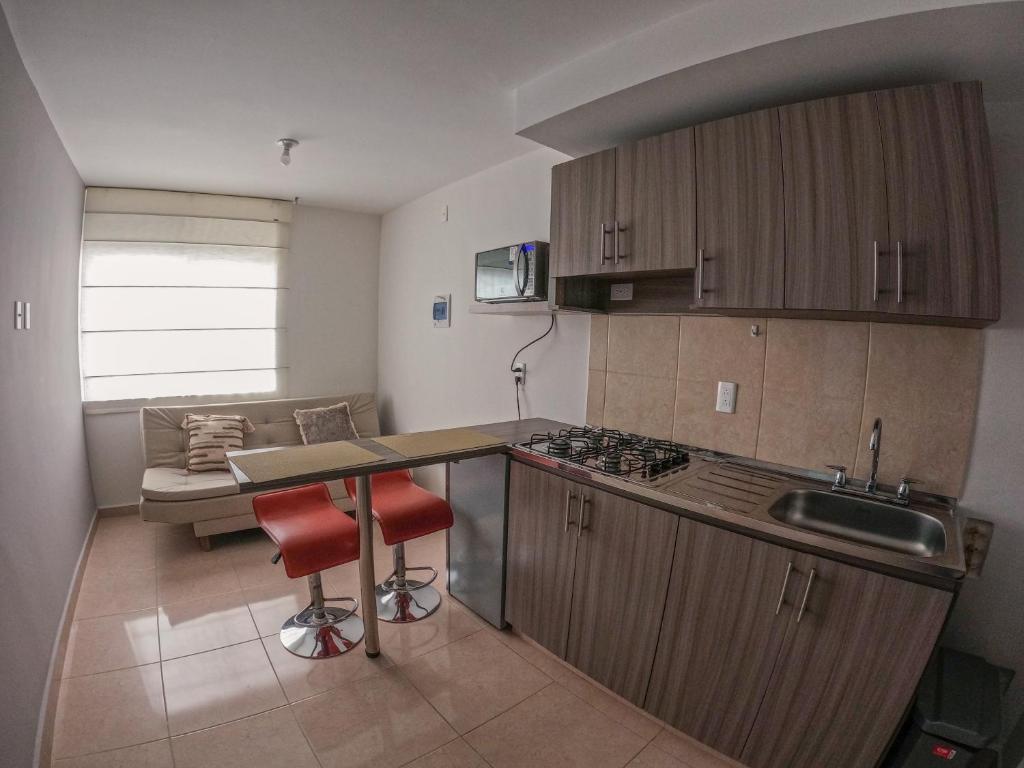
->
775 561 794 615
578 493 591 532
599 223 611 264
614 222 627 264
696 248 705 300
796 567 816 623
563 489 578 532
896 240 904 304
872 241 880 303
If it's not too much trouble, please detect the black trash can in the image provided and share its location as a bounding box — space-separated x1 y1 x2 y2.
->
885 648 1009 767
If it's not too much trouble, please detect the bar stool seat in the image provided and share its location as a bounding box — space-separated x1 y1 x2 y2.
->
344 470 453 623
253 483 364 658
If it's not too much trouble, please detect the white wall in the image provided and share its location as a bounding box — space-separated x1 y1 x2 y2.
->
377 147 590 492
944 99 1024 734
84 203 381 507
0 8 96 765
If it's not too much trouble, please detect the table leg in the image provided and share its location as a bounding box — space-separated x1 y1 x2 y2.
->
356 474 380 657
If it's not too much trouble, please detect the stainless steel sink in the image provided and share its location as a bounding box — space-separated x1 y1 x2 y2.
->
768 489 947 557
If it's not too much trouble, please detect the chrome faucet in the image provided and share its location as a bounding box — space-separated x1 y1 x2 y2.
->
865 417 882 493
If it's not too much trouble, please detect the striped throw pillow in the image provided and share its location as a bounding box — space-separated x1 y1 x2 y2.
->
180 414 255 472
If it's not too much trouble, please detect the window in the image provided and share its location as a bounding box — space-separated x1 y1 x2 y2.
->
79 189 290 403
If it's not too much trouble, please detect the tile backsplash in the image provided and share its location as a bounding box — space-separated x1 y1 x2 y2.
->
587 315 983 497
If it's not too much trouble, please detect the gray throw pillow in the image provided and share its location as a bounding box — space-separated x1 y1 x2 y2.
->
294 401 360 445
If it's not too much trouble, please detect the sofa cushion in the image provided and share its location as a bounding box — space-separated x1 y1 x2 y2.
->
141 467 239 502
141 478 353 525
181 414 255 472
293 401 359 445
141 393 381 470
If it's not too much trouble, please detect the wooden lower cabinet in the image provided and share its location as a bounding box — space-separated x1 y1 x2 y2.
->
644 520 799 756
566 485 678 706
504 462 579 657
505 462 953 768
739 554 952 768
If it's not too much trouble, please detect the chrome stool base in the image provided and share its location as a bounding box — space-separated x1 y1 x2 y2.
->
376 541 443 623
280 612 364 659
375 581 442 623
277 572 363 659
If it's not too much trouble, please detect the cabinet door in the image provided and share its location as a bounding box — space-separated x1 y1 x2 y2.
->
780 93 890 311
695 109 785 309
740 556 952 768
565 486 678 706
550 149 616 277
504 462 580 657
614 127 697 272
644 520 798 757
876 82 1000 320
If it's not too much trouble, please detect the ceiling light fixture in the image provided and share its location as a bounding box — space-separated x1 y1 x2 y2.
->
276 138 299 166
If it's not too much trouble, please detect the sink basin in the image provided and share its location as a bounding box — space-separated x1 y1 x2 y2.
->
768 489 947 557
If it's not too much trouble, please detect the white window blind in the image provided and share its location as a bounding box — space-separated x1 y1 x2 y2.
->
80 188 290 403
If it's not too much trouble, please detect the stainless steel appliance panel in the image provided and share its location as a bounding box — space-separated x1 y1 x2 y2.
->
446 454 509 627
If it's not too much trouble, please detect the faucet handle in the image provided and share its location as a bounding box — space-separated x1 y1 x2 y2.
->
826 464 847 488
896 476 920 501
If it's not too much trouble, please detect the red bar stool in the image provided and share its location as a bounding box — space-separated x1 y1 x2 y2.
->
344 470 454 623
252 483 364 658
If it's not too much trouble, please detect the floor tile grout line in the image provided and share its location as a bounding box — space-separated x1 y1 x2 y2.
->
50 736 171 764
486 628 664 744
152 541 175 768
389 625 548 741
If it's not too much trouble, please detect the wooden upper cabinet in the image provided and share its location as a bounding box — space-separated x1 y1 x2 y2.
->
695 109 786 309
565 486 678 706
780 93 891 311
876 81 1000 320
550 149 616 277
740 555 952 768
644 520 797 757
504 462 579 657
614 128 697 272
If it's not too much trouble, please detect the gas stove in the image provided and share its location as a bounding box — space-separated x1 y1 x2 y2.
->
515 426 689 482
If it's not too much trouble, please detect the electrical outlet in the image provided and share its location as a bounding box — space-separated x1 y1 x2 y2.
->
610 283 634 301
716 381 737 413
441 204 448 222
512 362 526 385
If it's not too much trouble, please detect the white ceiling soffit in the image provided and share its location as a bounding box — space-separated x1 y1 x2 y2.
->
516 0 1024 158
0 0 702 213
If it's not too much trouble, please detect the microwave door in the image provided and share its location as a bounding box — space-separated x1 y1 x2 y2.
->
476 248 516 302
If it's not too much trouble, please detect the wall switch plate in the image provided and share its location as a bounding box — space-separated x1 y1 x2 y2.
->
610 283 634 301
716 381 737 413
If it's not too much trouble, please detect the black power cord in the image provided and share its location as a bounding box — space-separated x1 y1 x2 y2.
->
510 314 556 420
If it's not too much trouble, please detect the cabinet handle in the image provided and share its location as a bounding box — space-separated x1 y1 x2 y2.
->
796 567 816 623
775 561 794 615
872 241 880 303
599 223 611 264
563 489 578 532
614 222 627 265
896 240 904 304
578 493 591 532
696 248 705 300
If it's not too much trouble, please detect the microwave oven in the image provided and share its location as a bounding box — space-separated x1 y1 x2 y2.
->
474 241 548 303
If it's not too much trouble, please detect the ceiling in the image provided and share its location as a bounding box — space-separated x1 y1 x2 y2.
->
1 0 702 212
518 2 1024 157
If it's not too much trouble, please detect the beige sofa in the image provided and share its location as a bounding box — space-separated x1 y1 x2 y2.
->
139 393 380 548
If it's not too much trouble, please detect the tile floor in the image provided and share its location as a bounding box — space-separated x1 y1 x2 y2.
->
51 513 741 768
